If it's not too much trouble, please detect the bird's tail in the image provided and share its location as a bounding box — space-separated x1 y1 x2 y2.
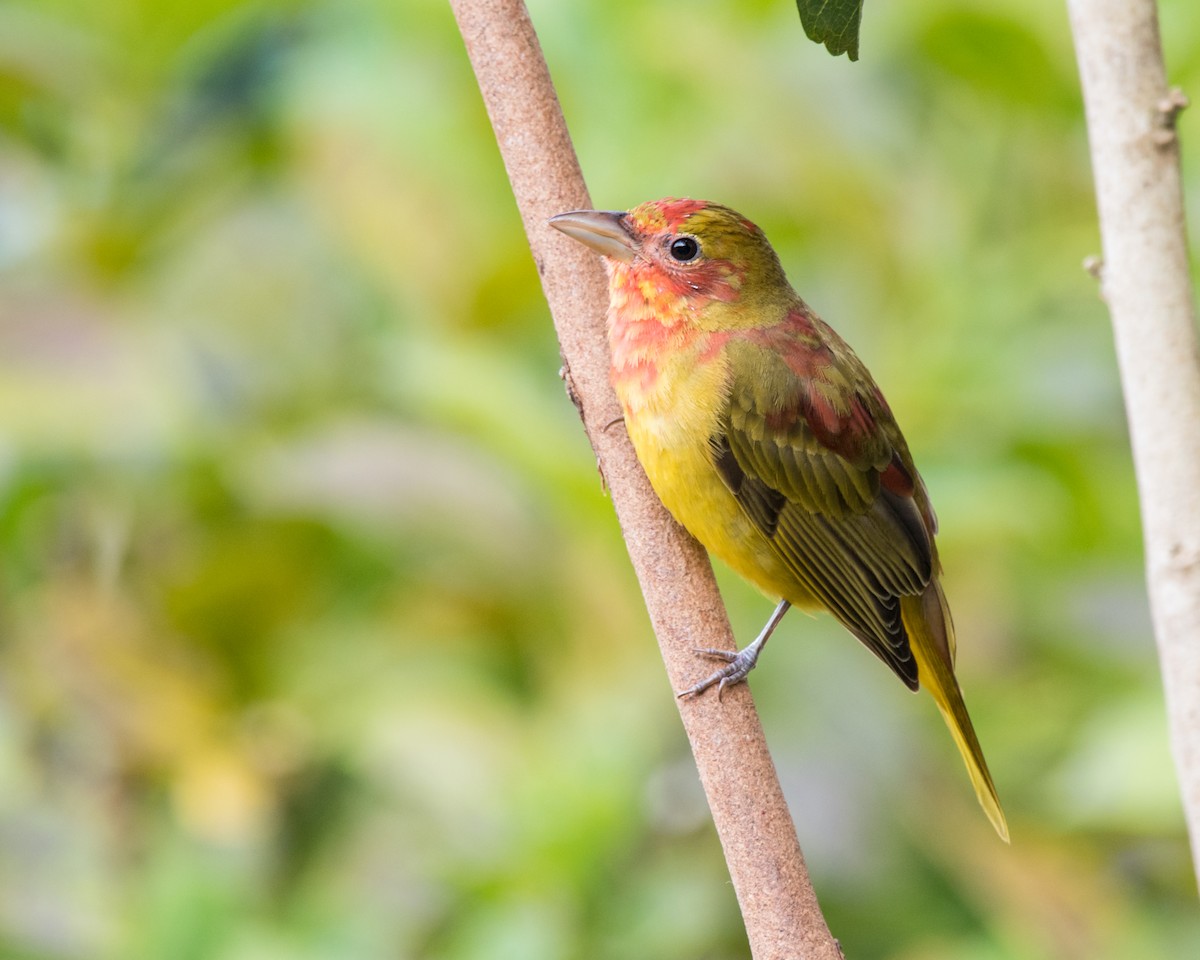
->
901 580 1009 842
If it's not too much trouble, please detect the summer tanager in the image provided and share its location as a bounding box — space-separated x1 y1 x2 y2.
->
550 198 1007 841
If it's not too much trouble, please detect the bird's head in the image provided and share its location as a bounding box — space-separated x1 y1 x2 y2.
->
549 198 792 315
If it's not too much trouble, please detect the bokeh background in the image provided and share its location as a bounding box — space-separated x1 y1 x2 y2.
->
1 0 1199 957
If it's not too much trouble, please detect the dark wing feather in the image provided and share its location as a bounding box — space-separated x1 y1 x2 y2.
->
714 332 936 688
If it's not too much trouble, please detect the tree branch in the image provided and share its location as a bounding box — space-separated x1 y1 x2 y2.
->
449 0 842 954
1068 0 1200 887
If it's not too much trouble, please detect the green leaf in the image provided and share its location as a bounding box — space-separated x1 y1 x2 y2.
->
795 0 864 61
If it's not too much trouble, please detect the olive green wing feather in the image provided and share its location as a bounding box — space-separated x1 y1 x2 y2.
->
712 328 938 689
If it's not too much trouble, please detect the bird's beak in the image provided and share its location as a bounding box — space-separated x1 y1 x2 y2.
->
548 209 637 262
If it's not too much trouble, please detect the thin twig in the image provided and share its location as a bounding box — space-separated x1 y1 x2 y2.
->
449 0 843 954
1068 0 1200 888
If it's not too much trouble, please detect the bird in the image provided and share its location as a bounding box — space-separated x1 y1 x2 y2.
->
549 197 1007 840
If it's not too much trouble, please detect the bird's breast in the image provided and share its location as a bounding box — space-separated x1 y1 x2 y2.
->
608 315 729 448
608 317 806 604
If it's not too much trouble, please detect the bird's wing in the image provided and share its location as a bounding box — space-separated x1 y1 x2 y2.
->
713 318 938 688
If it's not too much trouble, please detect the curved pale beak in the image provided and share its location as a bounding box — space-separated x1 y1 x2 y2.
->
548 209 637 262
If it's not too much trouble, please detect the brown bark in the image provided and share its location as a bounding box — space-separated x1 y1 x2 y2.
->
449 0 843 954
1068 0 1200 888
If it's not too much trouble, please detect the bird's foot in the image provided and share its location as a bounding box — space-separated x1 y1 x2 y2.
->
675 599 790 702
676 645 761 701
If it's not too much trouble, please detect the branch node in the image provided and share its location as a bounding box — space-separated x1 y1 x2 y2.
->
559 362 584 419
559 360 611 489
1082 254 1104 281
1167 538 1200 575
1152 87 1189 147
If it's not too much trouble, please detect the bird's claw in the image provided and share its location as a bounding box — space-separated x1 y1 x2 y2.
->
691 646 740 663
675 604 782 702
676 648 756 701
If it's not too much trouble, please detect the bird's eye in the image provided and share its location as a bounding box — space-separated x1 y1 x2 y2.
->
668 236 700 262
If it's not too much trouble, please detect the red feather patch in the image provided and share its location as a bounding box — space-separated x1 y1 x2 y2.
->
654 198 709 231
746 310 829 379
653 258 743 303
881 454 916 498
805 390 880 462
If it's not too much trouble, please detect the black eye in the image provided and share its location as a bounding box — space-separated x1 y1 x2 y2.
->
668 236 700 262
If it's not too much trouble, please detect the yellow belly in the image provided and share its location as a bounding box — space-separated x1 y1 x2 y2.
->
619 362 816 610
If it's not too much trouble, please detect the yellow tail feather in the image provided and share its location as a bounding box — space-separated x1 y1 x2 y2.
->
901 583 1009 842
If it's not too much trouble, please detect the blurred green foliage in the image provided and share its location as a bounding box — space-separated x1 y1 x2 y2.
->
1 0 1199 957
